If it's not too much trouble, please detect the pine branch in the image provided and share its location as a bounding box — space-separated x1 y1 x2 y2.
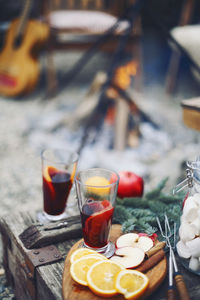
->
113 205 132 224
115 177 182 235
145 177 169 200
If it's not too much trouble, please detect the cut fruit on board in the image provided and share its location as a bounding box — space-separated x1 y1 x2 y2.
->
136 236 154 252
110 247 145 269
62 224 167 300
70 255 106 286
115 269 149 300
116 233 139 248
70 248 106 264
116 233 153 252
87 260 124 297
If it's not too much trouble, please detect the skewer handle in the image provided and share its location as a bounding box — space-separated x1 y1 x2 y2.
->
167 286 176 300
174 272 190 300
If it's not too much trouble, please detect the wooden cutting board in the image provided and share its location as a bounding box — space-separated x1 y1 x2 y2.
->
62 225 167 300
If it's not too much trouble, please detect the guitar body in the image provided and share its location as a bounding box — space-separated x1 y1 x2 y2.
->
0 19 49 97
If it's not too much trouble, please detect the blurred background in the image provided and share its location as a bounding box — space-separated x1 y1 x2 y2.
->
0 0 200 297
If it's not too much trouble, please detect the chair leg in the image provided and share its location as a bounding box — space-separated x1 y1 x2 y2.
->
45 50 58 97
133 41 143 92
165 50 181 94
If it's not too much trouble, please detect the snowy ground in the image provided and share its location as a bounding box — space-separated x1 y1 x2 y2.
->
0 50 199 298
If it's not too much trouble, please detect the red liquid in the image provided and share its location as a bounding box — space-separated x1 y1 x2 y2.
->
43 170 72 216
80 200 114 249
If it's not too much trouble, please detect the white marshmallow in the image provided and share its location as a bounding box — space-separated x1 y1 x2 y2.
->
186 237 200 257
183 197 198 222
183 196 197 211
180 214 188 224
179 222 198 242
184 208 198 223
176 240 191 259
190 218 200 235
193 193 200 207
189 256 200 271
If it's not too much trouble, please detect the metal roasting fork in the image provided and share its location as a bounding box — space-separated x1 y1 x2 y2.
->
168 247 176 300
156 215 190 300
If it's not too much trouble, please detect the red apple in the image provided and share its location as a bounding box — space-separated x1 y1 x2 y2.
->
112 171 144 198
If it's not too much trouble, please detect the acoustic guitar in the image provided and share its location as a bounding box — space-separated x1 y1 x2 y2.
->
0 0 49 97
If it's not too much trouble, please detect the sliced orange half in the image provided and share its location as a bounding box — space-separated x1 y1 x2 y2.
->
87 260 124 297
115 269 149 299
70 248 106 264
70 254 106 286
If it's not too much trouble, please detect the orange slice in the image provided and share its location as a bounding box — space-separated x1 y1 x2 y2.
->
70 255 106 286
85 176 110 196
43 165 58 182
70 248 106 264
86 260 124 297
115 269 149 299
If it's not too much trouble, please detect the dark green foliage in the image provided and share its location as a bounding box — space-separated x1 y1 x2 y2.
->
121 197 149 208
157 193 185 203
114 177 182 236
113 205 132 224
145 177 169 200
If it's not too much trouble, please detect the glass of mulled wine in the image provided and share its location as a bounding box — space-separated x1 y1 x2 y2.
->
41 148 79 221
75 168 119 258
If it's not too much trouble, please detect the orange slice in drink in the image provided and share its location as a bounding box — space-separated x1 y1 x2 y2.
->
43 165 58 182
115 269 149 299
85 176 110 196
86 260 124 297
43 166 58 199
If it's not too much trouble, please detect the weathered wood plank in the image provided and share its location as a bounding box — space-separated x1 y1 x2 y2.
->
0 211 81 300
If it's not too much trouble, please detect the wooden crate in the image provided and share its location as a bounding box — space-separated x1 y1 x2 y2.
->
0 212 82 300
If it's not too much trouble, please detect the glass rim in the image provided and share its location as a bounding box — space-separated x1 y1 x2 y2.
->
75 167 120 188
41 148 79 165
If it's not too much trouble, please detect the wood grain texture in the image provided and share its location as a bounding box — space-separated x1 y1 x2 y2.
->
0 211 80 300
62 225 167 300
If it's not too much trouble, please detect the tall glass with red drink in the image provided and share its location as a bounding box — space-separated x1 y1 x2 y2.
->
41 148 78 221
75 168 119 258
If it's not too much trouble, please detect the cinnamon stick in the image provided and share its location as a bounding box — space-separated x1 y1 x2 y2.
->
146 241 166 258
136 249 165 273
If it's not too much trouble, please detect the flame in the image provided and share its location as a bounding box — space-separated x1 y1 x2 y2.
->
112 60 138 90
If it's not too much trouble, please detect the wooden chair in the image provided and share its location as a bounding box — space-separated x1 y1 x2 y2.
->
41 0 142 95
165 0 196 94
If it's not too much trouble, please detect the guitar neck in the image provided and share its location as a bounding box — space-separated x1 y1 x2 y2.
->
15 0 32 38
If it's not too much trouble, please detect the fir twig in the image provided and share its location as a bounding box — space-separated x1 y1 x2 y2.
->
145 177 169 200
114 177 182 235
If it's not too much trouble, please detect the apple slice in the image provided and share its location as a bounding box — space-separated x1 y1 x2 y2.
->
116 233 139 248
116 234 153 253
136 236 154 252
110 247 145 269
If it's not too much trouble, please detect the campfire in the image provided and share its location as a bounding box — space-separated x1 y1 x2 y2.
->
112 59 138 91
